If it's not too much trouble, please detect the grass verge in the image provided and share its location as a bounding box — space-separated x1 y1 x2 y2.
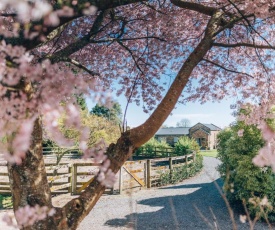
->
199 150 218 158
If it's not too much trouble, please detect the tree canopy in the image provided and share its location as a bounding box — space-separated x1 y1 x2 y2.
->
90 102 122 125
1 1 275 229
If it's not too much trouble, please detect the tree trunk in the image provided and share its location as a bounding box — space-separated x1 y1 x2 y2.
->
52 131 136 230
7 117 54 230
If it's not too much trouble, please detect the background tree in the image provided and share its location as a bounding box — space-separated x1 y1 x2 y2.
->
76 94 88 111
44 108 120 150
0 1 275 230
176 118 191 127
90 102 122 125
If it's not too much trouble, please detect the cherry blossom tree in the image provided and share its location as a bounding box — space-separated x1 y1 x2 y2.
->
1 0 275 229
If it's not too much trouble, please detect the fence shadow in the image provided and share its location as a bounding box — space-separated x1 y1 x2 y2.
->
104 179 271 230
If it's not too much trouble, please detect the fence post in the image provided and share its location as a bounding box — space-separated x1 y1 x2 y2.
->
146 159 151 188
119 167 123 194
144 162 147 187
68 164 72 193
193 151 196 162
185 155 188 166
169 157 173 180
71 163 77 195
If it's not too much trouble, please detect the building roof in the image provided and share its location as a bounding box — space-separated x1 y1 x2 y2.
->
155 123 221 136
155 127 190 136
202 123 222 131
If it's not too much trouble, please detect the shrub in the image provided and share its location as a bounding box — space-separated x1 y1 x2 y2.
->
217 121 275 221
135 138 171 157
174 136 200 156
159 154 203 186
0 195 12 209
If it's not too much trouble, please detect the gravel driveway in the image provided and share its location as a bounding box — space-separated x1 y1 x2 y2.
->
77 157 273 230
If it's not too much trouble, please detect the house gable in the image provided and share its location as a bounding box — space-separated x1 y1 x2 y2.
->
189 123 211 135
154 122 221 149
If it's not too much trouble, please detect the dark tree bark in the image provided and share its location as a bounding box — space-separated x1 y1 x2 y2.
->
7 117 54 230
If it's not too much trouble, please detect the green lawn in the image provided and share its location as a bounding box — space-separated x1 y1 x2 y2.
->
198 150 218 158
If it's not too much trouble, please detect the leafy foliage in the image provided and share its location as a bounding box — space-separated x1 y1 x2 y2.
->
90 102 122 125
174 136 200 156
45 109 121 150
135 138 171 157
81 112 121 147
217 122 275 221
0 195 12 209
75 94 88 111
159 154 203 186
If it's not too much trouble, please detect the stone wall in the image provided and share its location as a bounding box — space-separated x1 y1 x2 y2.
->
190 129 209 149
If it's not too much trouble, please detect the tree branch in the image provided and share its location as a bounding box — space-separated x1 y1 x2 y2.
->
62 57 99 76
170 0 218 16
202 58 254 78
226 0 274 49
213 42 275 49
46 10 107 63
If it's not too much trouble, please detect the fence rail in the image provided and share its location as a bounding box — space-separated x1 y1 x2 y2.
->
133 147 194 158
0 152 196 195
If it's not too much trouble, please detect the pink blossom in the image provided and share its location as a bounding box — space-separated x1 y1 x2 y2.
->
237 129 244 137
43 12 60 26
82 6 98 15
258 121 275 142
253 144 275 171
3 205 55 228
97 169 116 188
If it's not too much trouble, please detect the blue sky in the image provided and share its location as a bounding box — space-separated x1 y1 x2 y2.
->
87 95 236 129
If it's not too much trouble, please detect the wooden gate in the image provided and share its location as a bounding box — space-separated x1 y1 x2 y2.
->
118 160 146 193
76 161 147 194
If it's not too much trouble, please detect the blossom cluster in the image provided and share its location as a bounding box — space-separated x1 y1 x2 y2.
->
252 121 275 172
3 205 55 228
0 0 52 23
82 139 116 187
0 41 103 164
244 0 274 18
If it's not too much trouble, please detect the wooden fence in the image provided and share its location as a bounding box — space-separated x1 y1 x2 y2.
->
0 153 196 195
133 146 194 158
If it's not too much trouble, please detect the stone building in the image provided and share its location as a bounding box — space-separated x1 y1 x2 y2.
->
155 123 221 149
